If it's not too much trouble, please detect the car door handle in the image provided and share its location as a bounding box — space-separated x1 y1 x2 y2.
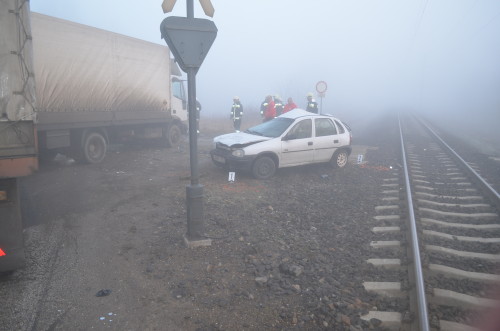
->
334 140 339 143
308 142 313 146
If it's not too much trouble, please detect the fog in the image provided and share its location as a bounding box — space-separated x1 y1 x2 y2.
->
31 0 500 124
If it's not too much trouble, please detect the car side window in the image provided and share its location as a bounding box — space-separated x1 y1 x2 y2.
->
334 120 346 134
287 119 312 140
315 118 338 137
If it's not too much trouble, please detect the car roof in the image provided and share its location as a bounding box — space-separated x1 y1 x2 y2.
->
279 108 340 121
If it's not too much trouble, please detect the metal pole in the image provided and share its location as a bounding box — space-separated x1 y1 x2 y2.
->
187 0 194 18
187 68 199 186
185 65 204 240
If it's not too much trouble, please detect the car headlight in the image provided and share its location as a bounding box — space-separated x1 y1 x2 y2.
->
232 149 245 157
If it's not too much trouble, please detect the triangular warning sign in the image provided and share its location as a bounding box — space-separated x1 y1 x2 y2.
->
160 16 217 72
0 248 6 257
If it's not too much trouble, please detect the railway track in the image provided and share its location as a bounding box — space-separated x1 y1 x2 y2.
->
362 115 500 330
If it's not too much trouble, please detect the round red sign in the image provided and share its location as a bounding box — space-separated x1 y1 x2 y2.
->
316 81 327 94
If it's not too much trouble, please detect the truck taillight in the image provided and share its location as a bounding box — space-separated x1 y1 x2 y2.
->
0 190 7 201
0 248 6 257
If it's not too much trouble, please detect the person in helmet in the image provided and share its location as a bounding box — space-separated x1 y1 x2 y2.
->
230 96 243 132
260 95 275 122
283 97 298 114
274 95 284 117
305 93 319 114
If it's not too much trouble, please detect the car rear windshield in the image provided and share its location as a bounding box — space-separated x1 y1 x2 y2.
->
245 118 295 138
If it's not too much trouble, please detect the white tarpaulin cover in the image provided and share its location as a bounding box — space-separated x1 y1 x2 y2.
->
0 0 36 121
31 13 172 113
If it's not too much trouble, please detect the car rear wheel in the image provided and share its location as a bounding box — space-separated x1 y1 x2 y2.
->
331 150 348 168
252 156 276 180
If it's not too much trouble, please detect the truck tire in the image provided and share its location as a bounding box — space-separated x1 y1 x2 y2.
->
81 132 107 164
165 123 182 148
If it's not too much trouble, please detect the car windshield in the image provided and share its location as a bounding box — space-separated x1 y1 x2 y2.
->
245 118 295 138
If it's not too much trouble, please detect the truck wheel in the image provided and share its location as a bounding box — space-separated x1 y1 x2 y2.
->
165 124 182 148
81 132 107 164
330 150 348 168
252 156 276 180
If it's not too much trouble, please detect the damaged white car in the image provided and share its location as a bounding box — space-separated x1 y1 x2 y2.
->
210 109 352 179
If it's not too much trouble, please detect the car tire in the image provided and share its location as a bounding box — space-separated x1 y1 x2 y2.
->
331 150 348 168
252 156 276 180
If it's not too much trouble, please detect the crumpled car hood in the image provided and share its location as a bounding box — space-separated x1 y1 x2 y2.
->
214 132 271 147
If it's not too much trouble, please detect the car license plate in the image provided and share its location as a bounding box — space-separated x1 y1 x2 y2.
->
213 155 225 164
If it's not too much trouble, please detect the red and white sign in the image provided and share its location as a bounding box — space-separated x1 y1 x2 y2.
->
162 0 215 17
316 81 327 94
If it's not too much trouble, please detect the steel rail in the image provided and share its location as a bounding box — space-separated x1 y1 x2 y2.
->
398 114 430 331
417 118 500 209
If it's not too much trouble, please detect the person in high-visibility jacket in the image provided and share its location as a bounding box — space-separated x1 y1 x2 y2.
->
274 95 284 117
305 92 319 114
283 97 298 114
230 96 243 132
260 95 275 122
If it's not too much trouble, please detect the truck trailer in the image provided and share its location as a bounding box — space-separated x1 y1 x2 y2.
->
0 0 37 272
32 12 190 164
1 6 191 271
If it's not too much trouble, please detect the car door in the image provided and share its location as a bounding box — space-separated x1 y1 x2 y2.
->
313 118 341 162
280 119 314 166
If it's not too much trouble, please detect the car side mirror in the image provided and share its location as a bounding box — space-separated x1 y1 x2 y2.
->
282 133 295 141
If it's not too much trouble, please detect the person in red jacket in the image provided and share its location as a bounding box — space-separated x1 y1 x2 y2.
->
260 95 276 122
283 97 298 114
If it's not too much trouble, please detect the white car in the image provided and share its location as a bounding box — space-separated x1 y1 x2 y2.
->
210 109 352 179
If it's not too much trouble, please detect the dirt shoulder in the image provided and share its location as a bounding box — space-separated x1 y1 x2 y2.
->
2 115 401 331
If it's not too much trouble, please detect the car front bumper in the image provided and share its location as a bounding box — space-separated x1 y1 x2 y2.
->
210 148 257 172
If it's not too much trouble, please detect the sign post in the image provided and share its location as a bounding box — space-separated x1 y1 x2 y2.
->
315 81 327 114
161 0 217 247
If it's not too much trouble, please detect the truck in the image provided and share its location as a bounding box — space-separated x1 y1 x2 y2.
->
0 0 37 272
32 12 190 164
1 3 191 272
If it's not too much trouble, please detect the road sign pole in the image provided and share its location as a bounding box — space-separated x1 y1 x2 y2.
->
187 0 194 18
185 66 205 241
160 0 217 247
187 68 199 186
184 0 205 242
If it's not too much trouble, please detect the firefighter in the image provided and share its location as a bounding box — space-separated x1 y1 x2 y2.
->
305 92 319 114
283 97 298 114
260 95 275 122
274 95 284 117
230 96 243 132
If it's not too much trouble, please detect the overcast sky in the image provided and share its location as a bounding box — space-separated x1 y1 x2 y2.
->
30 0 500 122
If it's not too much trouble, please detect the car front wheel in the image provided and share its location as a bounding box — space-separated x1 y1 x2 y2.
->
252 156 276 179
331 150 348 168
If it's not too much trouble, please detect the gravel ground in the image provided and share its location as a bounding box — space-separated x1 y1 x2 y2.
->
0 113 406 331
2 111 497 330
